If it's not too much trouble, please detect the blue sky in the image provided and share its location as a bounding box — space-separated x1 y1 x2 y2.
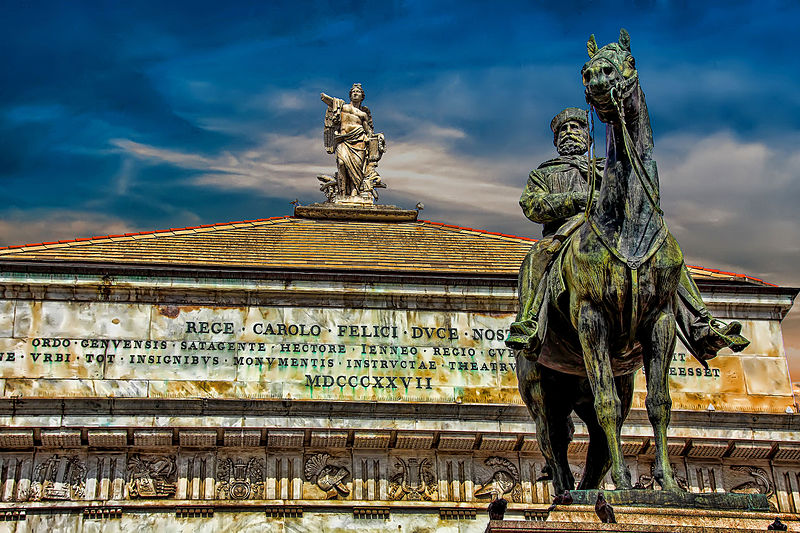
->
2 0 799 375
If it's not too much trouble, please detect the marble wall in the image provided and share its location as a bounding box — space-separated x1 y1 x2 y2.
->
0 299 793 413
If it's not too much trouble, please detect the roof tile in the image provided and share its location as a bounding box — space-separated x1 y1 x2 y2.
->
0 216 768 284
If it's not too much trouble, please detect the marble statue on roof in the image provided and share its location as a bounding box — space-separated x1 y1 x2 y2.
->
319 83 386 205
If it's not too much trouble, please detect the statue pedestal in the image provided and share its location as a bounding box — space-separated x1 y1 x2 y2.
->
294 202 418 222
486 491 785 533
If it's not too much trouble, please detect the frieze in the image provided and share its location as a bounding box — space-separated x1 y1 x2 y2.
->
0 450 796 511
217 457 264 500
30 455 86 501
474 457 522 502
304 453 351 499
389 457 437 501
127 454 177 498
728 465 774 497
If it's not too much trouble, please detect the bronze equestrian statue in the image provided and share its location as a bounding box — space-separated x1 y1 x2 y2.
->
509 29 749 494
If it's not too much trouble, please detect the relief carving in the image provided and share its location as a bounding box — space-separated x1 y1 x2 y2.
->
217 457 264 500
389 457 436 501
634 462 689 491
729 465 774 497
127 454 177 498
304 453 350 499
474 457 522 502
30 455 86 501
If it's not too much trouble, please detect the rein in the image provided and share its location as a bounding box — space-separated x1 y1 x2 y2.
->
584 105 597 219
609 86 663 216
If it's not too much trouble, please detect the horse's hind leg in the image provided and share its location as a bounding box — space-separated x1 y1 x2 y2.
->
578 301 631 489
574 372 633 489
641 308 680 491
574 396 609 490
540 368 577 494
517 358 575 494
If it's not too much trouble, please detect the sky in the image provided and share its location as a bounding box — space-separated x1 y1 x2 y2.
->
1 1 799 377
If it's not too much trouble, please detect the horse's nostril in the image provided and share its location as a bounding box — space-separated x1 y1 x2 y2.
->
602 66 613 76
583 71 591 85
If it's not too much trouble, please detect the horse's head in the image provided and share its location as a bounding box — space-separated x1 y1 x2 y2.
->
582 29 639 122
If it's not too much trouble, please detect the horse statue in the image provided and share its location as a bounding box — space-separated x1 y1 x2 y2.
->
516 29 685 495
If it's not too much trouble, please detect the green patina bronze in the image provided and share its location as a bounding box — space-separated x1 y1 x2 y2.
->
509 30 750 496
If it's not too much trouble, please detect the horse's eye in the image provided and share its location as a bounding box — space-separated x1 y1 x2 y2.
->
627 56 635 68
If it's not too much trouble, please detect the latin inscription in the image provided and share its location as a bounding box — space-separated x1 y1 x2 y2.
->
0 306 735 404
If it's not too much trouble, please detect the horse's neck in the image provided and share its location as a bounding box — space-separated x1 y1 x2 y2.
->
592 87 664 262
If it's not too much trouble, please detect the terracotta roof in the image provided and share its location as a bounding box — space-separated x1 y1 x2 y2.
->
0 216 771 284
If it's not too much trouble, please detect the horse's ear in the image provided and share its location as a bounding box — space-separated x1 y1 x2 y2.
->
587 34 598 58
619 28 631 51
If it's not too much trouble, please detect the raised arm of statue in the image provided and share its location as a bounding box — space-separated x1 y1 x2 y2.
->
320 92 335 106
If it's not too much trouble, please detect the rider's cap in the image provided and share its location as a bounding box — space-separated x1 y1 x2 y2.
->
550 107 589 145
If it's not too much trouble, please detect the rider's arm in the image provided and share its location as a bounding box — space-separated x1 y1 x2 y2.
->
520 169 588 224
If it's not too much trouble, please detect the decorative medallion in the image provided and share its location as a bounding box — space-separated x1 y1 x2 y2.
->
217 458 264 500
30 455 86 501
474 456 522 502
304 453 350 499
127 454 177 498
389 457 436 501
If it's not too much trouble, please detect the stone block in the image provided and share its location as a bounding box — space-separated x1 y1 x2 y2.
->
179 430 217 448
438 432 477 451
309 430 348 448
352 431 391 449
621 437 647 456
223 429 261 447
480 434 517 451
728 441 773 459
87 429 127 448
773 442 800 461
687 439 729 458
40 429 82 448
267 430 304 448
395 432 434 449
0 430 33 448
133 429 173 447
519 435 539 452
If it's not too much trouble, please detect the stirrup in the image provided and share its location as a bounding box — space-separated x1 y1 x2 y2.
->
505 319 542 353
695 319 749 356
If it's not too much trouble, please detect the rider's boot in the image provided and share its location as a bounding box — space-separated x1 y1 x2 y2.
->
676 266 750 358
691 317 750 356
506 285 548 354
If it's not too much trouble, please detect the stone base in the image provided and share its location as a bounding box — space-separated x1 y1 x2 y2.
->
566 489 770 511
487 520 786 532
487 503 794 532
294 202 418 222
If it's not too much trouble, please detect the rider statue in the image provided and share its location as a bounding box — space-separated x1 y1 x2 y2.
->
506 107 749 361
320 83 386 204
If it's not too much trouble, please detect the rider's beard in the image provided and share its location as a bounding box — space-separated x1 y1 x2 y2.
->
558 136 587 156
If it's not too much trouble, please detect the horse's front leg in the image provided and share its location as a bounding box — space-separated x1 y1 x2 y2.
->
577 300 631 489
641 307 680 491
